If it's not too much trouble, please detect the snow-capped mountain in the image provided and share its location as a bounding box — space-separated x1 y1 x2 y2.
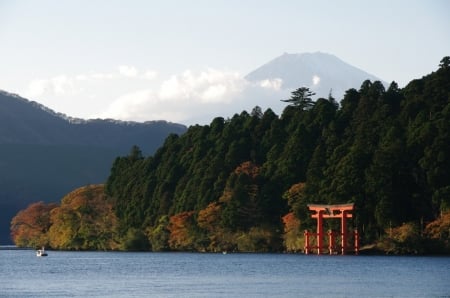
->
245 52 385 100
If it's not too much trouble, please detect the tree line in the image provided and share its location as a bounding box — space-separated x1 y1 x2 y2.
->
11 57 450 253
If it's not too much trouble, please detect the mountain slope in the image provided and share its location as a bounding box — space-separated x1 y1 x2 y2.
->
0 90 186 152
245 52 385 100
0 90 187 244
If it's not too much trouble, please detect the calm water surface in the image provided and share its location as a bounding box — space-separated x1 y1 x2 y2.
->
0 249 449 297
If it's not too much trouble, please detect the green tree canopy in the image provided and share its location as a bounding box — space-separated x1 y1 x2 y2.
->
281 87 315 110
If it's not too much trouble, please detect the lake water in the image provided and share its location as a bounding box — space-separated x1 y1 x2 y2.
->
0 249 449 297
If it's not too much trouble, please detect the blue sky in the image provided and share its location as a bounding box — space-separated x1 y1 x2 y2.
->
0 0 449 124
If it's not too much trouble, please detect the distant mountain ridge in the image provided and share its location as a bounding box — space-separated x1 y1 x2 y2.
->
1 90 178 126
245 52 385 100
0 90 185 149
0 90 187 244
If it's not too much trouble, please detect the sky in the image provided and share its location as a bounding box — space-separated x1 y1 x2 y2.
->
0 0 449 125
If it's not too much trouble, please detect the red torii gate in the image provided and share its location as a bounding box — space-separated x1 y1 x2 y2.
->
304 203 359 255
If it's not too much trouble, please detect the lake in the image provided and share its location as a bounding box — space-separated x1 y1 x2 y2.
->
1 249 449 297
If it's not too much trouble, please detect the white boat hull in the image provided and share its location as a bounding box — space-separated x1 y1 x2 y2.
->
36 248 48 257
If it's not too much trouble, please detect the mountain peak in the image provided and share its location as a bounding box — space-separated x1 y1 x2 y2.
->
246 52 384 100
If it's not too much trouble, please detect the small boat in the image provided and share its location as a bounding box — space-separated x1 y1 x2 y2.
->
36 247 48 257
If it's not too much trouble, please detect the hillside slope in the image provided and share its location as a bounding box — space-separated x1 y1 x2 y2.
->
104 58 449 252
0 91 186 243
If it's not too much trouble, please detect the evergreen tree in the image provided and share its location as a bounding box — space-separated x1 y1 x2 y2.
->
281 87 315 110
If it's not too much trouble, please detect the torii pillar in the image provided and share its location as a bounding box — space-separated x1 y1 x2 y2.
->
306 203 356 255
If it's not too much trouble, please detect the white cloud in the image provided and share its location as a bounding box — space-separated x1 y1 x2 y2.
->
118 65 138 77
25 65 158 99
26 75 76 97
159 75 184 100
142 70 158 80
312 75 321 85
97 68 247 123
201 84 227 102
90 73 115 80
96 89 156 119
23 66 290 125
259 78 283 90
27 79 48 97
94 88 191 123
52 75 74 95
158 68 245 103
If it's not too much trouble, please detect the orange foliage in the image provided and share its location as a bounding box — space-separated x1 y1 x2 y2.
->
48 184 118 250
425 211 450 243
282 212 300 233
376 222 423 254
219 189 233 203
219 161 260 204
282 212 303 252
284 182 306 210
386 222 420 243
234 161 260 178
167 211 196 250
197 202 222 232
287 182 306 195
10 201 58 247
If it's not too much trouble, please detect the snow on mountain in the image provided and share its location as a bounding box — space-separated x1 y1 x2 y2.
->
245 52 385 100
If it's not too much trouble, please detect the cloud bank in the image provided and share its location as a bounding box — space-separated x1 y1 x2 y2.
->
24 66 289 125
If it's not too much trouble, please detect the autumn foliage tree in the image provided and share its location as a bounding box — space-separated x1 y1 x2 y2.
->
282 212 302 252
11 185 121 250
197 202 232 251
167 211 197 251
423 211 450 253
48 185 118 250
220 161 262 230
197 202 222 233
283 182 308 223
10 201 58 248
196 161 284 252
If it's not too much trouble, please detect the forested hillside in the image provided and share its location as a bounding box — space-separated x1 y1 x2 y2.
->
11 58 450 253
0 91 186 244
103 57 449 252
